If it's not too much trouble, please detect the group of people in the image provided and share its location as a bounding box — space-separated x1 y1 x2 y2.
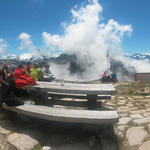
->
0 63 52 107
101 71 117 82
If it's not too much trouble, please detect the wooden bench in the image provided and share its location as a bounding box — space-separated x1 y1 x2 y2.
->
3 104 118 124
3 81 118 124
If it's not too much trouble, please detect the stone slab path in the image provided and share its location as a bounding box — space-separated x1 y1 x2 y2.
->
104 93 150 150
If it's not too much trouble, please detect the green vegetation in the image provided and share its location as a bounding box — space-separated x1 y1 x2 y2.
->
32 144 42 150
117 135 125 150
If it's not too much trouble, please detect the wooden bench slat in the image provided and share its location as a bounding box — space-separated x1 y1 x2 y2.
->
3 104 118 124
22 81 116 95
48 92 111 99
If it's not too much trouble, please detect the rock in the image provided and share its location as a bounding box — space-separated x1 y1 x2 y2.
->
111 96 116 100
144 87 150 93
117 102 126 106
128 97 133 100
119 113 128 117
7 133 38 150
130 114 143 119
145 95 150 98
117 131 124 137
147 124 150 131
130 109 147 114
143 112 150 117
126 103 134 108
118 125 128 132
41 146 52 150
117 108 131 113
106 102 116 106
0 134 16 150
118 117 132 125
105 106 114 109
118 96 125 99
126 127 148 146
133 117 150 125
0 126 10 135
139 140 150 150
131 96 144 99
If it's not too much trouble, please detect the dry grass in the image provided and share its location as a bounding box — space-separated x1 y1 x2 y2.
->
115 81 150 96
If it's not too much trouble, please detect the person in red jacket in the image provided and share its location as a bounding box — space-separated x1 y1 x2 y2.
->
13 64 36 88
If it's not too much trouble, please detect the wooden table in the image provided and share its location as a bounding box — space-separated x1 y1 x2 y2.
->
22 81 116 109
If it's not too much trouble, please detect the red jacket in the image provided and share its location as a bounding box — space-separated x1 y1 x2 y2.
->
13 67 36 88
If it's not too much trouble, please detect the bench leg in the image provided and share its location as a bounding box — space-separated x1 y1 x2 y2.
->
87 95 98 110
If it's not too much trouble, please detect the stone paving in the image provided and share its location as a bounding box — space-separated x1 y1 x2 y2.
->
0 82 150 150
104 94 150 150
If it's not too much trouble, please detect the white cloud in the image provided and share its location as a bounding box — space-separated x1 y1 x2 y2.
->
18 32 40 58
42 0 133 80
19 33 33 50
19 53 33 60
0 39 7 54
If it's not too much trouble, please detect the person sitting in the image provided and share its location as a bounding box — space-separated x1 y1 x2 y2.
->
43 64 52 75
25 62 31 74
0 64 12 81
30 63 44 81
111 72 117 82
0 64 13 98
101 71 107 82
13 64 36 88
0 64 24 107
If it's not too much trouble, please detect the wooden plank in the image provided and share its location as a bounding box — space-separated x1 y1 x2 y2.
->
3 104 118 124
22 81 116 95
48 92 111 99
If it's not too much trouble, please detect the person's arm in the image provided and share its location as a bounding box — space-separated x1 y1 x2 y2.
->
24 69 30 76
4 69 11 78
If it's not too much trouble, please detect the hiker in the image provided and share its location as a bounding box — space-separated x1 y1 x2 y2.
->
101 71 107 82
0 64 14 100
111 72 117 82
0 64 24 107
13 64 36 88
0 64 12 81
43 64 52 75
25 62 31 73
30 63 44 81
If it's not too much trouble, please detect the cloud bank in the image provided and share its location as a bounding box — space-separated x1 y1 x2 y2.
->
42 0 133 80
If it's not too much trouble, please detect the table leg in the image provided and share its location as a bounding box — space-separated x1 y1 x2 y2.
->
87 94 98 110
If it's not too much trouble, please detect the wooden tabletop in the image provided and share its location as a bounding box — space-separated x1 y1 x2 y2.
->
22 81 116 95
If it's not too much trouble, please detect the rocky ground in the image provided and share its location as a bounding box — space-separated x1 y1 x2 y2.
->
0 81 150 150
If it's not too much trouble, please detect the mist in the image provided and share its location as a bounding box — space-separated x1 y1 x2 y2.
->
42 0 133 81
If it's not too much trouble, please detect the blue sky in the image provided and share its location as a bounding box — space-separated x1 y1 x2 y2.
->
0 0 150 57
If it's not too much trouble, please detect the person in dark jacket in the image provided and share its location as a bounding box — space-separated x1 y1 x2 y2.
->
0 64 24 108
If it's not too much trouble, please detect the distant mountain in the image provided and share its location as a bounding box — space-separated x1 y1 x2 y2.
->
1 53 150 62
129 53 150 60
